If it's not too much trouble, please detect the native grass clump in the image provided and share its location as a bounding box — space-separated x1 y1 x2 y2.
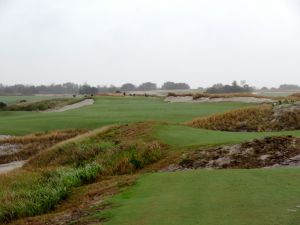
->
0 123 166 223
186 103 300 132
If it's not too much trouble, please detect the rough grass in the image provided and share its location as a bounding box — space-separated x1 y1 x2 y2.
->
168 92 300 101
193 92 267 100
2 97 86 111
186 104 300 132
0 129 87 164
26 123 166 174
186 105 273 131
0 164 101 223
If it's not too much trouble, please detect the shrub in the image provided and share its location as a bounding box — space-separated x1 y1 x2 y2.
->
0 102 7 109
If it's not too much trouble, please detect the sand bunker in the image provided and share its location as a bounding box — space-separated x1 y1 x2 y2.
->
0 161 26 174
163 136 300 171
48 99 94 112
165 96 275 103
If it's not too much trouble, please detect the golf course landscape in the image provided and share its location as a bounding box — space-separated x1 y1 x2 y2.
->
1 94 300 225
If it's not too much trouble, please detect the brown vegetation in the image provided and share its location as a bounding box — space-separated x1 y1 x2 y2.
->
187 103 300 131
192 92 266 100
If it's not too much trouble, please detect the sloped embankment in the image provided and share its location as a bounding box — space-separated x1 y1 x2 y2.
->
186 103 300 131
0 123 166 224
167 136 300 170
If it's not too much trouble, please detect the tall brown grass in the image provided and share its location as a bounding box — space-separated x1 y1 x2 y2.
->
186 105 273 131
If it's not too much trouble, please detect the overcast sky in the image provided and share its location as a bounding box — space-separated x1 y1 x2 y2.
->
0 0 300 88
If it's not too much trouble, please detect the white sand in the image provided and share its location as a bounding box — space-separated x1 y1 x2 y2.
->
0 161 26 174
48 99 94 112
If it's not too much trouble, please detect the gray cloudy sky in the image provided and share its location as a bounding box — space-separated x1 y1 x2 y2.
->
0 0 300 88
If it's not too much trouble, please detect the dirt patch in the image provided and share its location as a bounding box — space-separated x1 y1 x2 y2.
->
0 160 26 174
165 136 300 170
165 96 275 103
47 99 94 112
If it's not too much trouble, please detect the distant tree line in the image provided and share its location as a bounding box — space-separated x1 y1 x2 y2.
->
0 81 190 95
1 81 299 95
205 81 254 93
260 84 300 92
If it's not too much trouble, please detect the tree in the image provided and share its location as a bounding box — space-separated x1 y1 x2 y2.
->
205 81 254 93
79 84 98 95
137 82 157 91
161 82 190 90
120 83 136 92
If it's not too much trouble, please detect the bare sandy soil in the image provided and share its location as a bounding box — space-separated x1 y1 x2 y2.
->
165 96 275 103
0 135 10 140
0 161 26 174
48 99 94 112
163 136 300 171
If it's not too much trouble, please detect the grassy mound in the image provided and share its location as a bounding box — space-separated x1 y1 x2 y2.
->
1 98 86 111
187 104 300 131
0 123 166 223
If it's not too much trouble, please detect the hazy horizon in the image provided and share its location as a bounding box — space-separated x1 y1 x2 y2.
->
1 0 300 88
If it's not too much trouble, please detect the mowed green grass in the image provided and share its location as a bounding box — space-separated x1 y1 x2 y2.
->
0 96 251 135
154 124 300 147
0 95 67 104
105 169 300 225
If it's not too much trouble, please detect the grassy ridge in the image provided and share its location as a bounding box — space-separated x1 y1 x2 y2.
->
105 169 300 225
